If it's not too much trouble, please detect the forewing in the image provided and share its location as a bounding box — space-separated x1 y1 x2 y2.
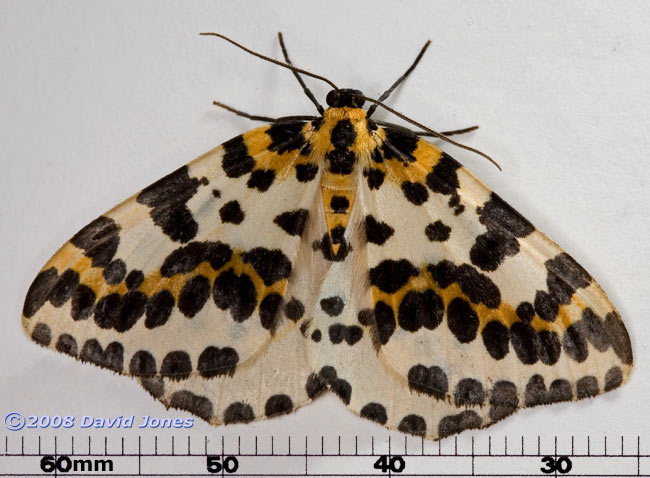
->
354 127 632 438
22 121 326 424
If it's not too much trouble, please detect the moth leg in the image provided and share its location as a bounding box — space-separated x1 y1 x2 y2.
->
212 100 317 123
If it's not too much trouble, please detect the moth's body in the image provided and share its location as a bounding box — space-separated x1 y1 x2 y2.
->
317 108 370 256
22 57 632 438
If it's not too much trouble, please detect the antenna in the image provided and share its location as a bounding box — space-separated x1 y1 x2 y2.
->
200 33 339 91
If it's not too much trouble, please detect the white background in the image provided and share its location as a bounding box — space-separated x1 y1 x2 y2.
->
1 0 649 465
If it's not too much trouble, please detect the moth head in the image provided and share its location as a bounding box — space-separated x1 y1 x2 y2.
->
326 89 365 108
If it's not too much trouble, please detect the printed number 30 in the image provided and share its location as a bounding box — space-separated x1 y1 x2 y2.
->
541 456 572 474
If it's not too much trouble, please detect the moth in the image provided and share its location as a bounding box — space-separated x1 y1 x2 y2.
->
22 33 632 440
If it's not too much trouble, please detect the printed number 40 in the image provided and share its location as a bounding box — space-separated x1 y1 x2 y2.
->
541 456 572 474
374 455 406 473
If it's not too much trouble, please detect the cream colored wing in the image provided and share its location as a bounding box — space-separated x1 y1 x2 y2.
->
23 120 327 424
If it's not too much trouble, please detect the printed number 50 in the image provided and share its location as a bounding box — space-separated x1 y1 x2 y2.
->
207 456 239 473
541 456 572 474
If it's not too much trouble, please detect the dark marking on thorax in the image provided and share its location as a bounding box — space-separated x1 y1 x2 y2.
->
326 120 358 175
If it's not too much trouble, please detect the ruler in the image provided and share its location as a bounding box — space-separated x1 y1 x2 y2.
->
0 434 646 477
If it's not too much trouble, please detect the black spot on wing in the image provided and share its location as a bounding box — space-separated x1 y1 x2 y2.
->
222 135 254 178
373 301 396 345
382 127 418 161
401 181 429 205
125 270 144 290
274 209 309 236
104 259 127 285
305 373 327 399
160 351 192 381
369 259 419 294
605 312 633 365
241 248 292 286
318 366 352 404
264 394 293 417
470 193 535 272
129 350 157 376
604 366 623 391
470 231 519 272
426 152 461 196
478 192 535 237
482 320 510 359
137 166 201 243
197 346 239 378
70 216 121 267
428 261 501 308
576 376 599 399
562 309 630 365
80 339 124 373
407 364 448 399
510 322 540 365
160 241 232 278
213 270 257 322
31 323 51 346
438 411 482 438
246 169 275 192
535 253 594 321
48 269 79 307
93 293 121 329
260 293 283 332
320 296 344 316
219 200 245 224
454 379 485 406
563 322 588 362
447 298 479 343
488 381 518 422
295 163 319 182
56 334 78 356
284 297 305 321
364 215 394 245
425 220 451 242
224 402 254 423
169 391 213 421
145 290 175 329
266 121 306 153
23 267 59 318
398 290 443 332
357 309 374 326
516 302 535 322
178 275 211 318
524 375 572 407
363 167 385 190
328 324 362 346
360 403 387 425
71 284 95 321
538 330 561 365
115 291 147 333
398 414 426 437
